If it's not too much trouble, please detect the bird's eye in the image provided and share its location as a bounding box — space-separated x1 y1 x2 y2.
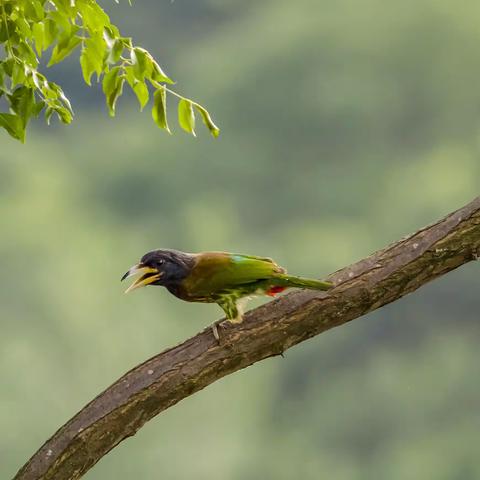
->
158 259 164 265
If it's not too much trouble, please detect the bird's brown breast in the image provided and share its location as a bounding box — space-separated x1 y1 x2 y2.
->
166 283 215 303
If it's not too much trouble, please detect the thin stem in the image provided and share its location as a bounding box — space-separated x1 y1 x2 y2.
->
1 2 12 57
164 86 186 100
1 2 21 64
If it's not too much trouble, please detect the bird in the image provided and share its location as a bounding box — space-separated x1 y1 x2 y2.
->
121 249 333 341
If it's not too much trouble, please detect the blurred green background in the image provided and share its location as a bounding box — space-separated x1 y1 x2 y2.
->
1 0 480 478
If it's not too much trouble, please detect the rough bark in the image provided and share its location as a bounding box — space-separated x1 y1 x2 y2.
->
14 196 480 480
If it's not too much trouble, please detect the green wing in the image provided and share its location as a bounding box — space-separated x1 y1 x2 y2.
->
185 252 284 295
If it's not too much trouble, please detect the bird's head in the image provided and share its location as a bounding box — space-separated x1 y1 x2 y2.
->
121 249 194 293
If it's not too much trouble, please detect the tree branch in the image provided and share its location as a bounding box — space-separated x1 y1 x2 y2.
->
14 197 480 480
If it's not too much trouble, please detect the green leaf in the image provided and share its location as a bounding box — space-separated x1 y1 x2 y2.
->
8 86 35 126
11 62 26 88
120 36 132 50
32 22 45 55
0 113 26 142
2 58 14 77
44 106 54 125
133 82 149 111
49 10 73 33
177 98 196 136
42 81 58 100
102 67 124 116
30 70 46 91
124 66 136 88
32 100 45 118
150 58 174 84
104 24 120 38
53 104 73 124
14 17 32 40
79 49 94 86
14 41 38 67
54 85 73 113
109 77 124 117
152 87 170 133
194 104 220 138
103 28 123 64
77 1 110 32
43 19 58 50
0 21 7 43
40 80 74 122
24 0 45 22
48 31 81 66
102 65 120 98
79 32 106 85
106 38 123 64
131 47 152 81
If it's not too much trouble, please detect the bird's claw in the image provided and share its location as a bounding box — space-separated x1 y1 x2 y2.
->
211 320 222 344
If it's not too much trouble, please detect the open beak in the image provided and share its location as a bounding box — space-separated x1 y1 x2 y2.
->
121 263 162 293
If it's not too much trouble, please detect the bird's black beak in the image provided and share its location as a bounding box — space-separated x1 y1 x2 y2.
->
121 263 162 293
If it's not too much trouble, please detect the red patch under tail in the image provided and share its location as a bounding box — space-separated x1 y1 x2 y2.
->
266 286 286 297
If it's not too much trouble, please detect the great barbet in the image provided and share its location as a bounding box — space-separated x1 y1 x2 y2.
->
122 249 333 340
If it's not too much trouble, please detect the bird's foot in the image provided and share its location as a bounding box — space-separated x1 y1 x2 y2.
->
211 314 244 344
211 320 223 344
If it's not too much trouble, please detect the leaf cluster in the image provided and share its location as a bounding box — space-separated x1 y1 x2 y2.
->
0 0 219 141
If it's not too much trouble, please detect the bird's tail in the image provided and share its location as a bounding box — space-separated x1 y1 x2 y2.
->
274 274 333 291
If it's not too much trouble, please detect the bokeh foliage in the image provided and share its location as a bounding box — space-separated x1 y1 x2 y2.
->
1 0 480 479
0 0 219 141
